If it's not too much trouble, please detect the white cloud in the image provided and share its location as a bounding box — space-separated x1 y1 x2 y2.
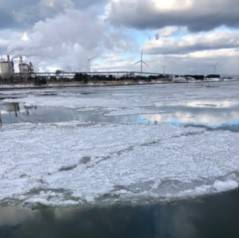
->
144 29 239 55
107 0 239 31
188 49 239 59
21 32 29 42
155 26 181 38
0 0 239 75
5 8 131 71
152 0 192 12
140 28 239 75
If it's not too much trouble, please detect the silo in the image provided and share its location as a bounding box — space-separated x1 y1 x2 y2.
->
19 56 34 80
0 55 14 79
19 62 31 74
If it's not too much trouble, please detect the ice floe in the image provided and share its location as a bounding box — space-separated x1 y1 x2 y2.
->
1 82 239 206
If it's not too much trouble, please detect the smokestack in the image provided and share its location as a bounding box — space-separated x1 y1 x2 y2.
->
7 55 10 62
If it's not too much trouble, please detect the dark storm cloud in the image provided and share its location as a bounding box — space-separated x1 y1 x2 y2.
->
0 0 106 29
107 0 239 32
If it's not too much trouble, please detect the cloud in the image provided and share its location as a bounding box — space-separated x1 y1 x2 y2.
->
107 0 239 32
144 29 239 55
0 0 106 30
141 28 239 74
140 51 239 75
156 26 179 38
5 8 131 71
1 0 239 75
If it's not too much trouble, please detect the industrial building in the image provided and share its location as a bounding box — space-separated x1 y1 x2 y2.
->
0 55 34 80
0 55 14 79
18 56 34 79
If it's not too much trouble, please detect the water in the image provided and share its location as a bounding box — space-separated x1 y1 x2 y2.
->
0 189 239 238
1 84 239 133
1 82 239 237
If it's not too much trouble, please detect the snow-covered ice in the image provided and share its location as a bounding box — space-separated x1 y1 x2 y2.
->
1 82 239 206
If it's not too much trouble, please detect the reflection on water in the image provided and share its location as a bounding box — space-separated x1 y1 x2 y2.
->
0 103 20 128
1 189 239 238
184 100 236 109
1 99 239 132
0 103 37 128
140 112 239 128
140 100 239 132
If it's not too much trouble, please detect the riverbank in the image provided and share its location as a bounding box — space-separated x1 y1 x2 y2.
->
0 78 231 90
0 79 174 90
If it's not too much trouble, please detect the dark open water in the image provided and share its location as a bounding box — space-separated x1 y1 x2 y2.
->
0 189 239 238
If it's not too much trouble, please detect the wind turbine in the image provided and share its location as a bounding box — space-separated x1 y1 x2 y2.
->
213 63 218 74
134 51 148 73
88 56 96 73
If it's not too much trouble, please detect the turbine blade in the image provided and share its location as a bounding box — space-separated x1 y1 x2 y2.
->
142 61 149 67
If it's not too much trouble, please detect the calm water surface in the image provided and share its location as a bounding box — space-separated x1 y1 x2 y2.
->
0 190 239 238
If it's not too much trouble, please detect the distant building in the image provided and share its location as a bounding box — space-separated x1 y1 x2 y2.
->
19 56 34 78
0 55 14 79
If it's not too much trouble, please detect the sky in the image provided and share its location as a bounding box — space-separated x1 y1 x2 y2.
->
0 0 239 74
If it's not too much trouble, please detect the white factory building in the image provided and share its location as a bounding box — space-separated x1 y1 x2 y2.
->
0 55 14 78
0 55 34 79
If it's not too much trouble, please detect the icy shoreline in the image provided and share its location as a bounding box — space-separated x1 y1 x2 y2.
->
0 80 168 90
0 76 238 91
